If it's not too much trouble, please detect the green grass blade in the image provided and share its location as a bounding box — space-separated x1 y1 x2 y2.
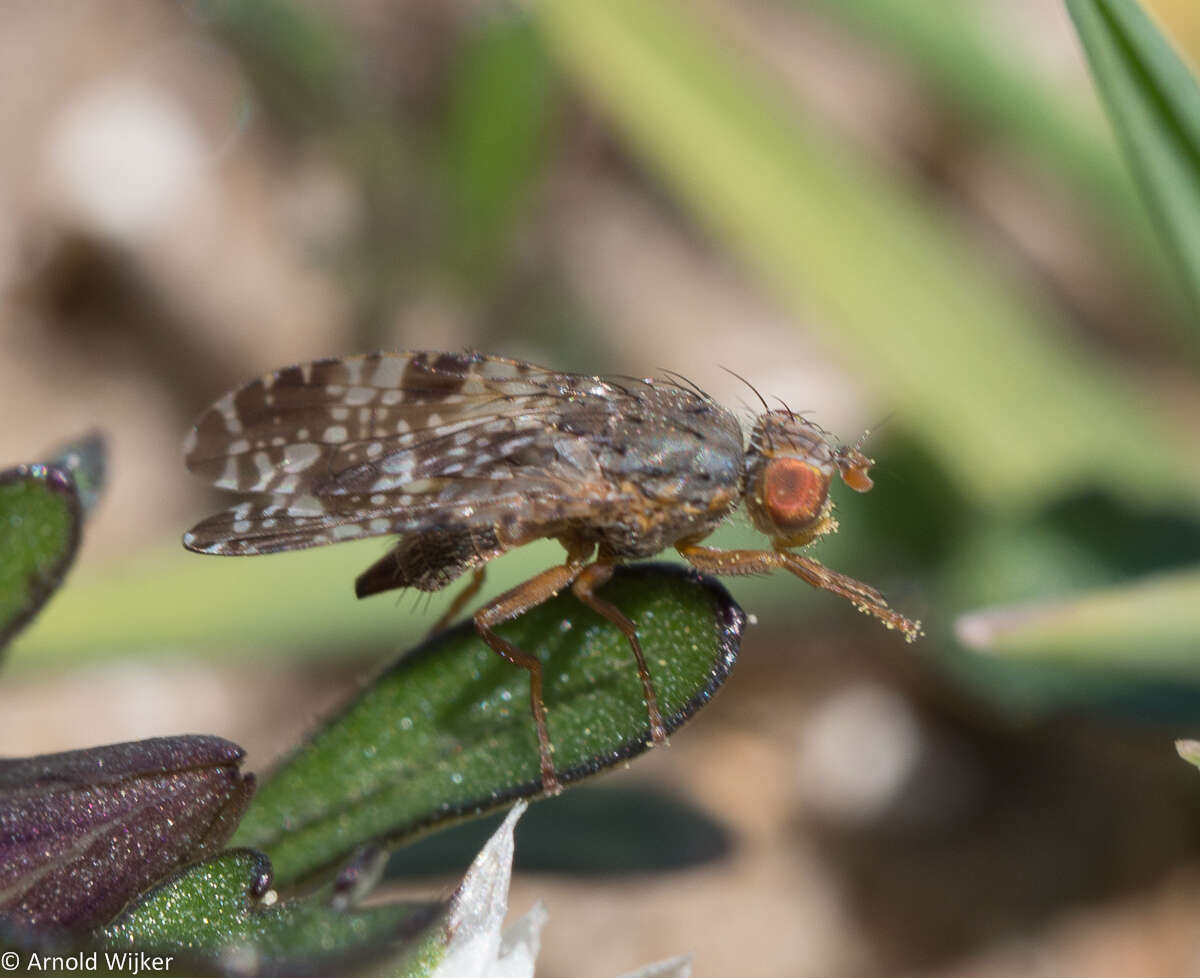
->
955 563 1200 675
532 0 1200 514
1177 738 1200 768
5 538 568 670
808 0 1175 294
444 16 556 277
7 511 881 672
233 565 744 886
1069 0 1200 312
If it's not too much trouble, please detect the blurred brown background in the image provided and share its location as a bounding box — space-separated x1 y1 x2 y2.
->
5 1 1200 975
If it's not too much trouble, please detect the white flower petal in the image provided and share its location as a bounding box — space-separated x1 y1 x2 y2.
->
432 800 528 978
428 800 688 978
492 900 548 978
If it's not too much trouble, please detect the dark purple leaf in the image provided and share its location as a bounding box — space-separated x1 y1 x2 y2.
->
0 735 253 932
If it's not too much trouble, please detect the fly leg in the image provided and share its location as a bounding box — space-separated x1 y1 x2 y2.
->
779 551 920 640
428 567 486 636
676 543 920 641
474 545 593 795
572 561 668 746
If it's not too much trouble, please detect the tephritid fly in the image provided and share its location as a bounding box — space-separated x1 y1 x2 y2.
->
183 351 920 792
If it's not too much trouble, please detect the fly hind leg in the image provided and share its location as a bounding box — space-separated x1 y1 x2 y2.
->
572 561 668 746
473 545 592 795
429 567 486 636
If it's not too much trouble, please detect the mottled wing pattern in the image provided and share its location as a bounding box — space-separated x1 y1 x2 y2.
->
182 351 642 555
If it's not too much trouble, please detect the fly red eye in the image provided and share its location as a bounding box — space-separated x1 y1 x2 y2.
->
762 457 829 530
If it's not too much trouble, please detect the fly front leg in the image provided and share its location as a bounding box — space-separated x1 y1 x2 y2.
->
473 544 593 795
675 543 782 577
572 561 667 747
779 551 920 640
677 543 920 641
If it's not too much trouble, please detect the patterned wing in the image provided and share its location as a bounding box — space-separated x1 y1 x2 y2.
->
182 351 640 555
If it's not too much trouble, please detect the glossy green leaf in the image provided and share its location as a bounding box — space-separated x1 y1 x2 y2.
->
99 849 444 977
234 564 743 886
0 434 105 651
531 1 1200 515
1069 0 1200 313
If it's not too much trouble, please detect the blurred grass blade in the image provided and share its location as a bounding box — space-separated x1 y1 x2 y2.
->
200 0 353 128
532 0 1200 514
1069 0 1200 312
234 564 744 886
1176 739 1200 768
956 563 1200 674
0 434 106 651
0 737 252 933
807 0 1177 303
7 538 566 670
384 783 731 878
445 15 556 277
100 849 444 977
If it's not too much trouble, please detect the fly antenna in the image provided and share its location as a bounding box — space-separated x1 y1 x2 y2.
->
855 412 894 451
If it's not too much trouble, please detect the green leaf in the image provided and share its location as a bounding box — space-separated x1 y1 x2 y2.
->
99 849 445 977
1069 0 1200 313
530 1 1200 515
233 564 744 886
0 433 105 651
